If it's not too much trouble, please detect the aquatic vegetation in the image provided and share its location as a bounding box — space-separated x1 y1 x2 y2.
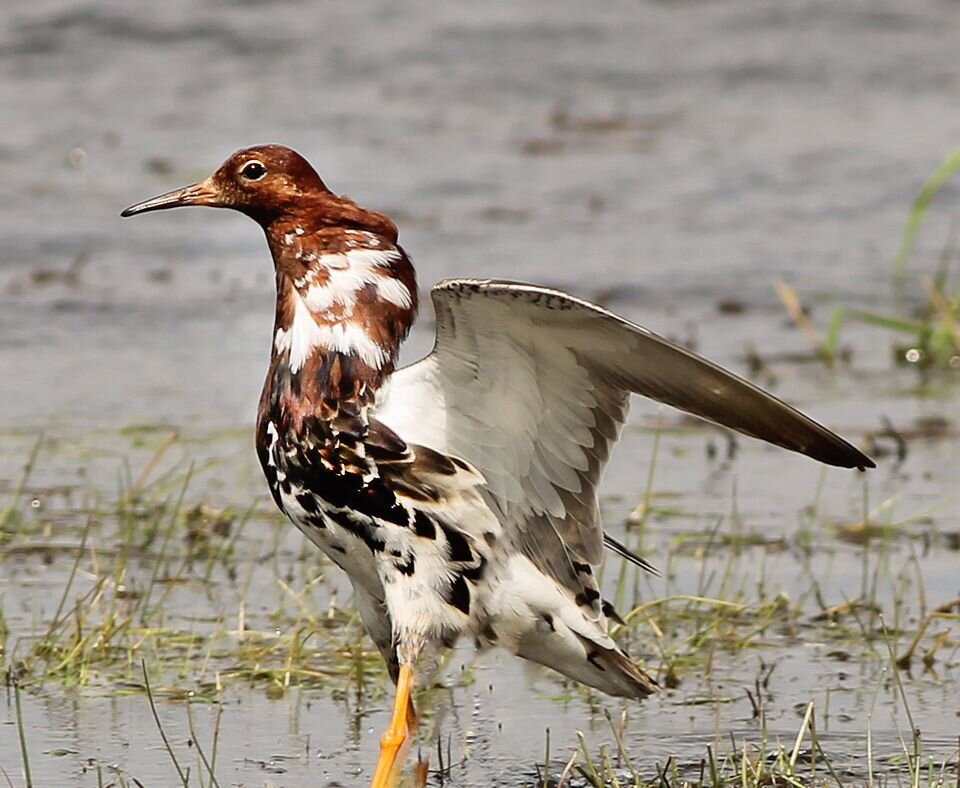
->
1 409 956 786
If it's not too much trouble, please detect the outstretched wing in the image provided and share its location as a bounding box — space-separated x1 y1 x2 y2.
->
375 278 873 567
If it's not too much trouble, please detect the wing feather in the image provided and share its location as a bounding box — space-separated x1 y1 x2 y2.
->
376 278 873 577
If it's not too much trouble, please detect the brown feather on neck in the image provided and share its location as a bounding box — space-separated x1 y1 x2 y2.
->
260 230 417 436
264 193 398 256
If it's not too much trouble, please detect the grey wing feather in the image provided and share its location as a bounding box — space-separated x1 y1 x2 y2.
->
375 278 873 575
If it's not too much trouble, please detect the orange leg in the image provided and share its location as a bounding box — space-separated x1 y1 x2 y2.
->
370 663 415 788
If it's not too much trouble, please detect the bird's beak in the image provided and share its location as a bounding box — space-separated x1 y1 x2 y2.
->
120 178 222 217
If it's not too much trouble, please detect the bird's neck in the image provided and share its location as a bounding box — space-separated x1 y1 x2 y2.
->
257 224 417 438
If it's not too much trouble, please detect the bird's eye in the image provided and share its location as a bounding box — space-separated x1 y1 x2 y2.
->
240 160 267 181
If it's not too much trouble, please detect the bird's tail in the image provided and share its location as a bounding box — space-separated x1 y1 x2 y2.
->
484 553 658 699
518 632 658 699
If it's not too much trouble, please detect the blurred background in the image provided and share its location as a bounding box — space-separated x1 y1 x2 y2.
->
1 0 958 785
3 0 959 429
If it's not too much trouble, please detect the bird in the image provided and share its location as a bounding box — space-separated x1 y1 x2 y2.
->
121 144 874 787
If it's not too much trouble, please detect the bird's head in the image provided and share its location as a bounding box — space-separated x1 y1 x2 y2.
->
122 145 400 243
121 145 336 224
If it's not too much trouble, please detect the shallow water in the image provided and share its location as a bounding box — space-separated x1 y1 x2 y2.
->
2 0 960 785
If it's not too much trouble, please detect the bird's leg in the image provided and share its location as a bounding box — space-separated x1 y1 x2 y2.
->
413 755 430 787
370 661 415 788
406 693 419 731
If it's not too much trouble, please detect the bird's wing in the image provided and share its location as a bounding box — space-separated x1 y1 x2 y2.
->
375 278 873 567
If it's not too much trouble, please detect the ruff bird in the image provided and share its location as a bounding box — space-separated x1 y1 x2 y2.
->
121 145 873 786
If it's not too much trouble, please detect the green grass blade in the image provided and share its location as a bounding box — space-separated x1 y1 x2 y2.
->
894 146 960 280
845 309 927 335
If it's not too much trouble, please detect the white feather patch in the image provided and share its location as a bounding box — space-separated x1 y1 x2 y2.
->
275 248 409 371
301 248 411 316
275 290 387 371
315 322 387 369
374 276 415 309
274 291 326 373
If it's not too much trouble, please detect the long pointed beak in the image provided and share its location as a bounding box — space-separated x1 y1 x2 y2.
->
120 179 222 217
